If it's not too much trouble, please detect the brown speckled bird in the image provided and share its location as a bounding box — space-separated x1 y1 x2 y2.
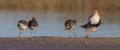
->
65 20 76 37
28 17 38 37
17 20 27 37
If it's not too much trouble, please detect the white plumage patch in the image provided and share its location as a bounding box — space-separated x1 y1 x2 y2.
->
89 14 100 25
18 23 27 30
71 23 76 29
30 26 38 30
71 25 76 29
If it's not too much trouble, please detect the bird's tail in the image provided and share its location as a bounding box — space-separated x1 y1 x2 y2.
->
80 23 90 28
80 25 85 28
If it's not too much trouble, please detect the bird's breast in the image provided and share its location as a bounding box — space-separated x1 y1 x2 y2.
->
18 23 27 30
30 26 38 30
71 25 76 29
90 15 100 25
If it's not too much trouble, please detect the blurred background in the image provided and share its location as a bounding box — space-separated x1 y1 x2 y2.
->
0 0 120 37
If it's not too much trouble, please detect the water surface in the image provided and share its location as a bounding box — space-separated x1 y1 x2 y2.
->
0 10 120 37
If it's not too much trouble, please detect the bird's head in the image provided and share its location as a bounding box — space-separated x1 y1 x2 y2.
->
94 10 99 15
32 16 36 20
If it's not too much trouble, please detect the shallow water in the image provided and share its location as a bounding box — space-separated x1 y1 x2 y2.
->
0 10 120 37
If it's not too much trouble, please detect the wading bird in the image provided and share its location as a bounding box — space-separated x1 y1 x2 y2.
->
80 10 101 38
17 20 27 37
28 17 38 37
65 20 76 37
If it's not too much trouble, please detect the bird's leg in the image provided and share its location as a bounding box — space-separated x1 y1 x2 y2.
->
95 31 98 38
73 28 76 38
85 28 88 38
18 30 22 40
89 31 93 38
33 30 36 37
89 27 95 38
85 29 90 38
30 30 33 37
95 27 99 37
19 30 22 38
22 30 26 38
88 28 93 38
85 34 88 38
86 31 89 38
86 30 92 38
67 30 70 38
95 28 99 38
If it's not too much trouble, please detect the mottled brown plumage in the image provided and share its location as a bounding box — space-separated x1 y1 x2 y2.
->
28 17 38 37
28 17 38 30
17 20 27 37
65 20 76 30
65 20 76 37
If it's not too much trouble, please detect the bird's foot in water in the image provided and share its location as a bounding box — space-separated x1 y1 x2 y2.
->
85 35 89 38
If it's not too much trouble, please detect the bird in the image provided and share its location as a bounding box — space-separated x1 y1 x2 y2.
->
65 20 76 37
28 17 38 37
17 20 27 38
80 10 101 38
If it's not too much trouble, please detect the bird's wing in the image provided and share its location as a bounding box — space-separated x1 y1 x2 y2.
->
88 14 94 22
